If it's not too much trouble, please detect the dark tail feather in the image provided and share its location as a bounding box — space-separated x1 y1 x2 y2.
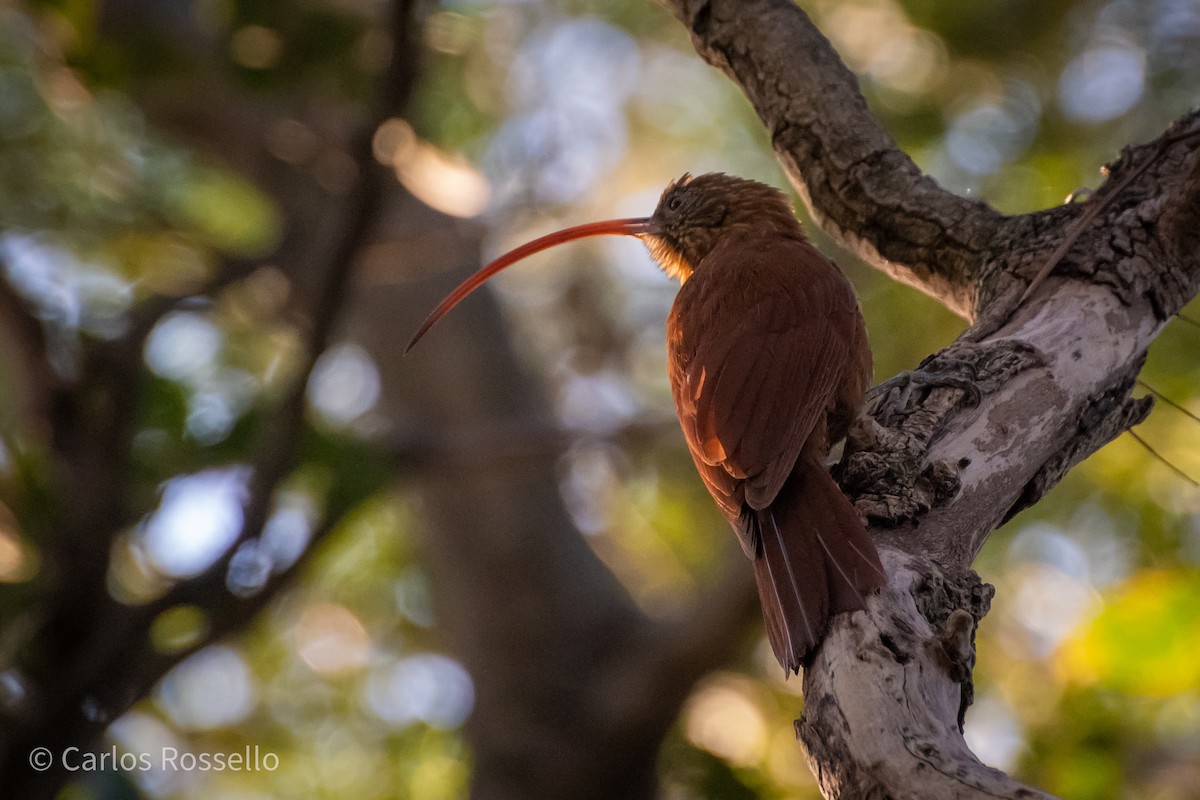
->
750 453 886 672
752 505 826 674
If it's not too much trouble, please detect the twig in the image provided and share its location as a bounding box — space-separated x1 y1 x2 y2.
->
1173 312 1200 330
213 0 424 576
1018 128 1200 307
1127 429 1199 487
389 415 682 473
1137 379 1200 427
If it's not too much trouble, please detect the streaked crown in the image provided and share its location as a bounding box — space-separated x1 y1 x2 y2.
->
645 173 804 281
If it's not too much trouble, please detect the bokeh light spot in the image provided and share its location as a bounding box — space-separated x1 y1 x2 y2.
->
141 468 249 578
683 681 768 766
1059 44 1145 123
363 653 474 729
145 311 222 382
156 645 257 730
308 342 382 426
149 605 211 656
294 603 372 676
964 696 1025 771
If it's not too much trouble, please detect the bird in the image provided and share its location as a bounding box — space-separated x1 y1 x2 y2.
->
408 172 887 673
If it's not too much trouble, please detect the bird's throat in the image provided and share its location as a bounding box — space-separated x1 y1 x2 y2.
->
643 235 695 283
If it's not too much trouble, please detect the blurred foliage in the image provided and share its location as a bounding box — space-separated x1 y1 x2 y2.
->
1059 568 1200 695
1 0 1199 798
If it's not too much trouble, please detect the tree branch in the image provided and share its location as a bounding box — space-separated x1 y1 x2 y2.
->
0 255 57 435
808 109 1200 800
798 551 1056 800
661 0 1004 316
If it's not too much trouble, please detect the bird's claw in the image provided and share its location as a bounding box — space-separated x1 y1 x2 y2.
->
867 369 982 422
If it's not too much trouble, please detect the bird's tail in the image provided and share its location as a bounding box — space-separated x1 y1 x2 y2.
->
750 453 886 673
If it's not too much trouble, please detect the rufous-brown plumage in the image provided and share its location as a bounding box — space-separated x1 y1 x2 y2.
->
654 174 884 672
408 172 887 673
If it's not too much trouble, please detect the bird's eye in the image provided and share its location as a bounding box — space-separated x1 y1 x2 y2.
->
667 194 683 211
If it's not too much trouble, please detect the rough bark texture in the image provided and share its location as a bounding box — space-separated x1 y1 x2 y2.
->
661 0 1200 797
797 552 1058 800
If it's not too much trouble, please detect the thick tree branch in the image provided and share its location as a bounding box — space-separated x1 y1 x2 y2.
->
807 111 1200 800
798 551 1057 800
661 0 1004 316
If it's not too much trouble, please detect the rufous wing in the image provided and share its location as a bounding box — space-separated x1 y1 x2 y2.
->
666 235 861 557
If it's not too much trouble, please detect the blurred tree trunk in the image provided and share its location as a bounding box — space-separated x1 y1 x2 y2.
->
361 195 760 800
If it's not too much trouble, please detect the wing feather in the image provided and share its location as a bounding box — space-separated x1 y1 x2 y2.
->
667 236 861 554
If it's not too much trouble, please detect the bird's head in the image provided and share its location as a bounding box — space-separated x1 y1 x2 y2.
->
406 173 803 351
646 172 803 281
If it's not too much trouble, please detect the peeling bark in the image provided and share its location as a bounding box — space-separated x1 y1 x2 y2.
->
798 552 1053 800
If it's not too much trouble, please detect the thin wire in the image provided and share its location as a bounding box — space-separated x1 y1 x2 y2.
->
1019 127 1200 307
1127 430 1200 487
1174 312 1200 330
1137 380 1200 426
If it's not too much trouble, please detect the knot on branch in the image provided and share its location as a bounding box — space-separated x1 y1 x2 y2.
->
912 563 994 729
933 610 975 685
912 564 993 629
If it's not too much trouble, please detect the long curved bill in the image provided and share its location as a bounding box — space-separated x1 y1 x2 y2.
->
406 217 657 352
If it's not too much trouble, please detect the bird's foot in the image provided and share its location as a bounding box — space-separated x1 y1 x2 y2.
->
866 339 1047 424
866 368 981 424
